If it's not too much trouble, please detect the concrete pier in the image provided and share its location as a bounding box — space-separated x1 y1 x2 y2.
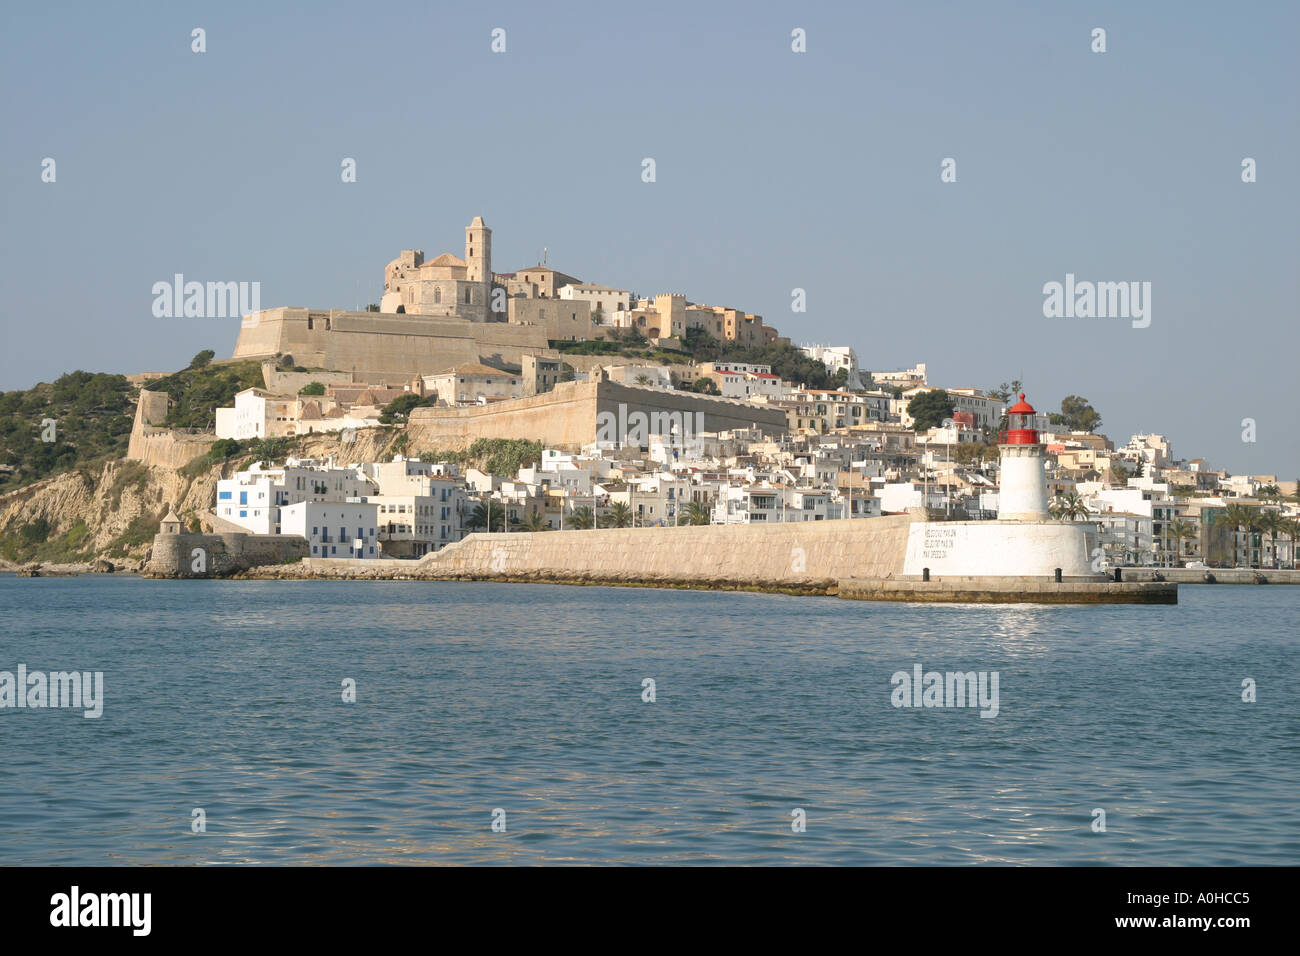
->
838 575 1177 605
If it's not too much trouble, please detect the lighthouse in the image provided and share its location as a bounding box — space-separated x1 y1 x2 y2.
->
997 393 1049 520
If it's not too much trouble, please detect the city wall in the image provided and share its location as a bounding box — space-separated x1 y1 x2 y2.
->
126 389 215 468
406 379 788 450
232 308 553 383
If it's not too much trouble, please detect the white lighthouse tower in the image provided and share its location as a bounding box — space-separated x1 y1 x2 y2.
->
997 393 1049 521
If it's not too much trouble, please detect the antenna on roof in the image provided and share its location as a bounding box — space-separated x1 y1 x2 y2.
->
542 247 548 267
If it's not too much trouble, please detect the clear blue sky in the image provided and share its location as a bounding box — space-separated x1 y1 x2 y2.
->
2 1 1296 475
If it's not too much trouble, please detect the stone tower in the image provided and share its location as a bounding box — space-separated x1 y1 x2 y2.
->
160 506 182 535
465 216 491 284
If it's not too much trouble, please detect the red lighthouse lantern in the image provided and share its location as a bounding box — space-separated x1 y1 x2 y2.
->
1001 393 1039 445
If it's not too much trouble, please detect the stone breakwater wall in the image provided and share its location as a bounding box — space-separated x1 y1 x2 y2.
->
1118 567 1300 585
839 577 1177 605
415 514 912 588
145 532 308 578
239 515 914 591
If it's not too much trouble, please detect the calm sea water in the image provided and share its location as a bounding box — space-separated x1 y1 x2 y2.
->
0 575 1295 865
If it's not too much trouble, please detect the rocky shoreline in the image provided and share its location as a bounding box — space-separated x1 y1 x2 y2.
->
0 557 147 577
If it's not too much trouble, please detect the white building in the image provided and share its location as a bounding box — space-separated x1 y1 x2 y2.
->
214 387 379 440
216 459 374 534
354 456 466 554
281 500 380 559
711 485 844 524
799 345 865 390
558 283 631 320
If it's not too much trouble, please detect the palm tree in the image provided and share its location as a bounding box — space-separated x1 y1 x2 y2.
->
1285 518 1300 570
1218 503 1259 567
683 501 712 526
568 506 595 530
603 502 633 528
1058 491 1090 520
1166 518 1197 567
1258 483 1281 502
521 512 549 533
1256 510 1286 569
634 374 653 387
466 500 505 533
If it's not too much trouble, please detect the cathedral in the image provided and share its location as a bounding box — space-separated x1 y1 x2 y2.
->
379 216 494 321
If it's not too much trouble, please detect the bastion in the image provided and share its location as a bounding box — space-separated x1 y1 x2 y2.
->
145 529 308 578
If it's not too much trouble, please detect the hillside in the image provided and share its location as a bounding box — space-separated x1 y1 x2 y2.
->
0 371 136 495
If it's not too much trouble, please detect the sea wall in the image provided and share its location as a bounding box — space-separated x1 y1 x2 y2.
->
840 577 1178 605
413 514 913 588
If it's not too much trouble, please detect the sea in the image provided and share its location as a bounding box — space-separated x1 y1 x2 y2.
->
0 575 1295 865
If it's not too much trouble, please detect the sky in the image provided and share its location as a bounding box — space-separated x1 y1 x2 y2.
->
1 0 1296 475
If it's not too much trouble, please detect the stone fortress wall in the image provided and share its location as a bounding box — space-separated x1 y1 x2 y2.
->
407 379 789 450
126 388 215 469
231 307 553 384
146 531 309 578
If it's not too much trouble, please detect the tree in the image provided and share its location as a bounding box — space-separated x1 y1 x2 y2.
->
1166 518 1197 566
603 502 633 528
634 374 653 387
1050 395 1102 433
1285 518 1300 570
299 382 326 396
379 392 433 424
683 501 711 525
521 512 549 532
466 500 506 532
209 438 241 459
1219 503 1259 567
568 506 595 530
690 377 720 396
907 390 955 431
987 380 1023 404
952 442 993 465
188 349 215 370
1257 510 1286 569
1258 483 1281 501
1056 491 1090 520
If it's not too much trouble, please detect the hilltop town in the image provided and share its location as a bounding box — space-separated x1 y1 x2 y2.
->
2 215 1297 573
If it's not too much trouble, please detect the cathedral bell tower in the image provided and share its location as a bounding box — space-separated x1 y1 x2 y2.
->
465 216 491 284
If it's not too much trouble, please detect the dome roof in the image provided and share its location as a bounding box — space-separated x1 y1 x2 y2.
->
1008 393 1035 414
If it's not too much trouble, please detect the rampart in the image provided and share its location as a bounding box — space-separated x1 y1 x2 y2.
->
232 307 553 383
126 389 214 468
407 379 788 450
145 532 308 578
